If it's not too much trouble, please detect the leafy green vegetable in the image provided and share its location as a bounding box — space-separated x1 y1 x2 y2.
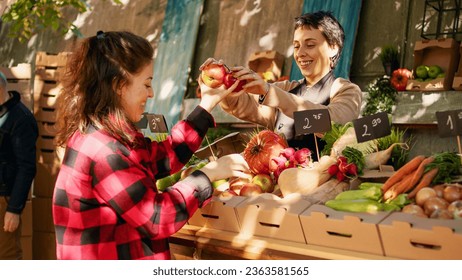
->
425 152 462 183
321 122 353 156
363 77 398 116
342 146 365 175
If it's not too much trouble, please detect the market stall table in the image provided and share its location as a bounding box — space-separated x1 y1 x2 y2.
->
169 225 398 260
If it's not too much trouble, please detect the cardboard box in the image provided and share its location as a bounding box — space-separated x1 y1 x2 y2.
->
188 195 247 232
194 132 245 161
452 43 462 90
406 38 460 91
235 193 310 243
358 165 395 185
378 212 462 259
32 231 57 260
248 50 284 81
299 204 390 255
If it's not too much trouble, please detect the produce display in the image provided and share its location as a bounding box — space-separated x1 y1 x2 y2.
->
166 107 461 260
172 126 461 223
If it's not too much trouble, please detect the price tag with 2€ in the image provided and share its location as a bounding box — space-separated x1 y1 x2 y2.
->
293 108 331 136
436 109 462 137
353 111 391 143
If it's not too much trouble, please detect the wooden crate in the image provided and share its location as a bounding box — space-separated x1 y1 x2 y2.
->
0 63 33 111
34 52 69 165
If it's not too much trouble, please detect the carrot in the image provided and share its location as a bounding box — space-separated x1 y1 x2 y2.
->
407 167 440 199
381 155 426 193
404 156 434 191
383 171 415 201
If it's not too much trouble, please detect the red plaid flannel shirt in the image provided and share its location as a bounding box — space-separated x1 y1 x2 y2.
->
53 107 214 259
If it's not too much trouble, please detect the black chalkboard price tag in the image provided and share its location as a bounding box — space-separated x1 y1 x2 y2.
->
293 108 331 136
353 112 391 143
436 109 462 137
146 114 168 133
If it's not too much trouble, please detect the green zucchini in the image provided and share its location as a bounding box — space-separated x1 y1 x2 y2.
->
334 186 382 201
325 199 384 213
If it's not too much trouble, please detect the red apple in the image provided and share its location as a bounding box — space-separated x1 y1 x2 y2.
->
201 64 227 88
218 189 239 198
228 177 251 195
251 173 274 193
223 72 246 92
239 182 263 197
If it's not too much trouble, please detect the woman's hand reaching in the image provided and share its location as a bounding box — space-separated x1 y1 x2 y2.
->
229 66 270 96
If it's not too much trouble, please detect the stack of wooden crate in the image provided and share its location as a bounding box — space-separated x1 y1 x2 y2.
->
0 63 34 260
32 52 71 260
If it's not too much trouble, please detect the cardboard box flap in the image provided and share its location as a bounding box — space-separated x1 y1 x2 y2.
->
238 193 310 214
414 38 458 51
360 165 395 179
302 204 389 224
380 212 462 232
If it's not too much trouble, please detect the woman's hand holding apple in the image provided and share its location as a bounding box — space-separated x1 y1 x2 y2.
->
229 66 269 96
198 76 239 113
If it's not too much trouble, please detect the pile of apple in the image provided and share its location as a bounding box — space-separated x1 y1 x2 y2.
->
200 63 246 91
414 64 445 81
218 173 275 198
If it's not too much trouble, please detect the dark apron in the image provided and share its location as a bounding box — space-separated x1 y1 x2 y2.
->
274 72 334 161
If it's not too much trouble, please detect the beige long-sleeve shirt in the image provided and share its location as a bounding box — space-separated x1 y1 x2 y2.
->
219 77 363 132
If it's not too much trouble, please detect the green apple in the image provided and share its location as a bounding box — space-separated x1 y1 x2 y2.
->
415 65 429 79
251 173 274 193
427 65 443 79
436 72 445 79
212 179 228 189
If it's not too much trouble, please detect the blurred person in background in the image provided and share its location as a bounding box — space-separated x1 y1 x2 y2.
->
0 71 38 259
